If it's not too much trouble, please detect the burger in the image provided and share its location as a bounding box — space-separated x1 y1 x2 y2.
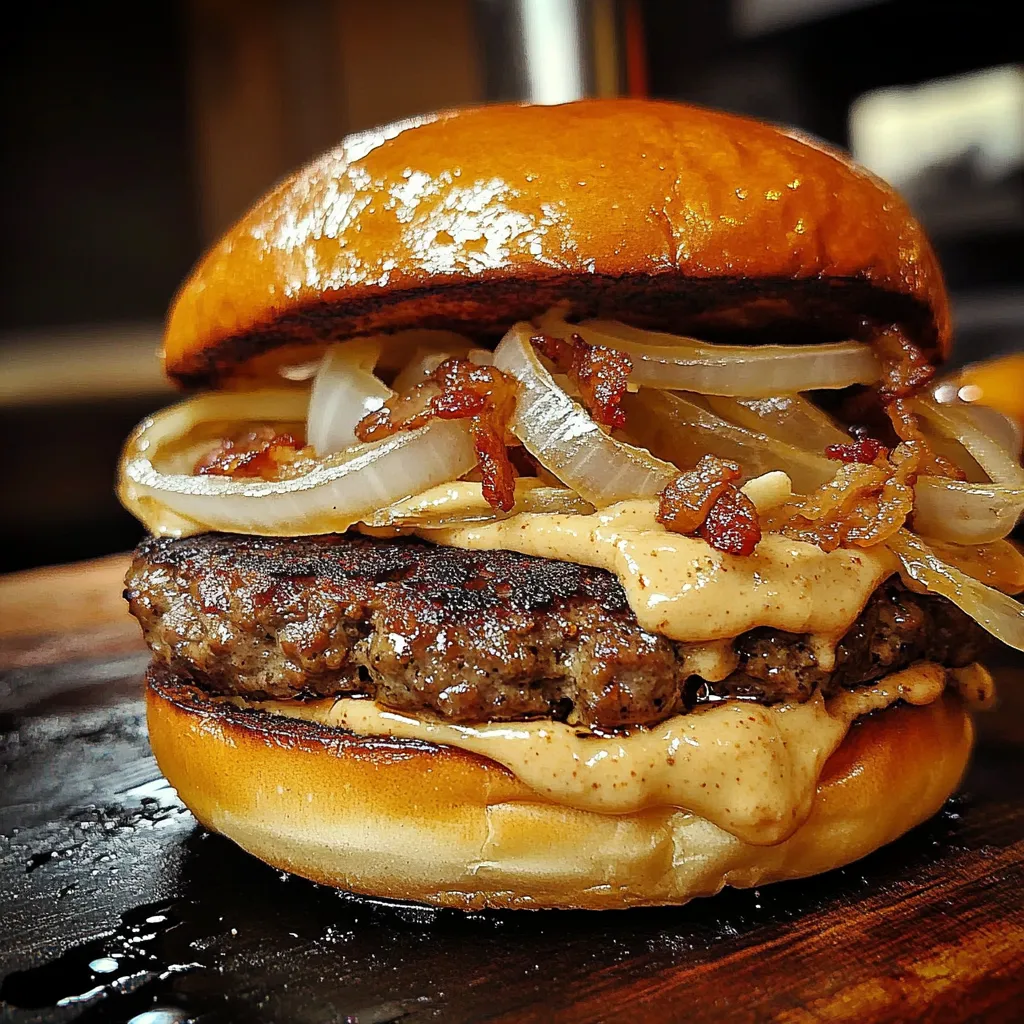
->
119 99 1024 910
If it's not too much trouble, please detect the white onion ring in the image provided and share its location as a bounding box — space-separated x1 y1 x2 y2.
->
906 394 1024 542
119 391 478 537
493 323 677 505
890 529 1024 651
124 389 309 457
913 478 1024 545
704 394 850 450
913 395 1024 487
679 388 1024 544
624 389 836 494
537 313 880 396
307 341 392 455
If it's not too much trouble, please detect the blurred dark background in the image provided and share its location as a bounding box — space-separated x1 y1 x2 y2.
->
3 0 1022 572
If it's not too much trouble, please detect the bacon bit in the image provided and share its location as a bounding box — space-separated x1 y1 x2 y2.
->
355 358 519 511
657 455 741 533
699 486 762 556
533 333 633 429
657 455 761 555
871 326 964 481
195 426 307 480
873 326 936 401
765 442 921 552
826 437 889 464
887 398 966 479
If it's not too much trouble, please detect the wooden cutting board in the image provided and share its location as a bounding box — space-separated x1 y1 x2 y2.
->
1 556 1023 1023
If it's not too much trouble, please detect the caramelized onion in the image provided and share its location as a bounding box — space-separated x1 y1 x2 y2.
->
537 313 880 396
681 386 1024 544
704 394 850 450
914 395 1024 487
913 478 1024 544
924 537 1024 596
623 389 835 494
366 480 593 529
307 340 392 455
767 444 917 552
119 391 478 537
493 324 677 505
890 530 1024 651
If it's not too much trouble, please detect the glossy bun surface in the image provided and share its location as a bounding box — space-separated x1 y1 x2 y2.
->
164 100 949 386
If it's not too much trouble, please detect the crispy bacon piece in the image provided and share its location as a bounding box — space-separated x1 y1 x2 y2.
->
657 455 761 556
871 327 964 481
873 327 936 401
657 455 741 533
533 333 633 429
826 437 889 464
766 442 921 552
698 486 762 557
887 399 966 479
195 427 307 480
356 358 519 511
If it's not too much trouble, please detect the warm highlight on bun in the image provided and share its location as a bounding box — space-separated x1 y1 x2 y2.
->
164 100 949 388
147 672 972 910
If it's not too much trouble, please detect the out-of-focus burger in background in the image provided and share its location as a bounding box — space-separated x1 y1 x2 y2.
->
118 100 1024 909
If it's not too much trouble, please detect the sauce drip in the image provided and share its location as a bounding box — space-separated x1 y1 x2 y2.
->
248 661 988 846
418 499 898 644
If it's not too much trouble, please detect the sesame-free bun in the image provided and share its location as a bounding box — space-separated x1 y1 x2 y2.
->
147 668 973 910
164 100 949 388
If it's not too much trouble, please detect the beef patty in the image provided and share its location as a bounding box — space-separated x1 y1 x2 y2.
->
126 532 989 730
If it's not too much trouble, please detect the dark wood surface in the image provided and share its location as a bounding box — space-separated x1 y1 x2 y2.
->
2 556 1023 1024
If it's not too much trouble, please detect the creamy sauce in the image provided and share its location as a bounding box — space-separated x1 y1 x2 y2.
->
418 500 898 644
245 661 990 846
680 640 739 682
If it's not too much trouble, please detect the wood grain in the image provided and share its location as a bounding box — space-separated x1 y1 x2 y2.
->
1 556 1022 1023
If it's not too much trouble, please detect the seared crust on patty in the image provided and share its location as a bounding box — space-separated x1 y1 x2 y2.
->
125 532 989 730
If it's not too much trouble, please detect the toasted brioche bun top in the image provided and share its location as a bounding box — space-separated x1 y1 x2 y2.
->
164 99 949 388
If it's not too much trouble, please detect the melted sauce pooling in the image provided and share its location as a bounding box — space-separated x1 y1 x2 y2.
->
419 499 898 644
248 661 987 846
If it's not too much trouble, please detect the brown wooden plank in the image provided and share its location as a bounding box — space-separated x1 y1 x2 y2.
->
0 553 132 636
0 554 142 673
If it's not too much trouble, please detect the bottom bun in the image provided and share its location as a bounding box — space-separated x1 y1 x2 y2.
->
146 669 973 910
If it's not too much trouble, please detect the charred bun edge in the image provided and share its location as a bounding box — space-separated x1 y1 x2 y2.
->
147 666 974 910
167 273 942 389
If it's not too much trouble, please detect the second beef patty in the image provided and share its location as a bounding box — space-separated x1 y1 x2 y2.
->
125 532 988 730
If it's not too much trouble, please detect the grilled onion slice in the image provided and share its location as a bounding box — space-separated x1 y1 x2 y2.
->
537 313 881 396
493 324 677 505
307 340 392 455
624 389 836 494
891 529 1024 651
119 390 478 537
366 480 593 529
